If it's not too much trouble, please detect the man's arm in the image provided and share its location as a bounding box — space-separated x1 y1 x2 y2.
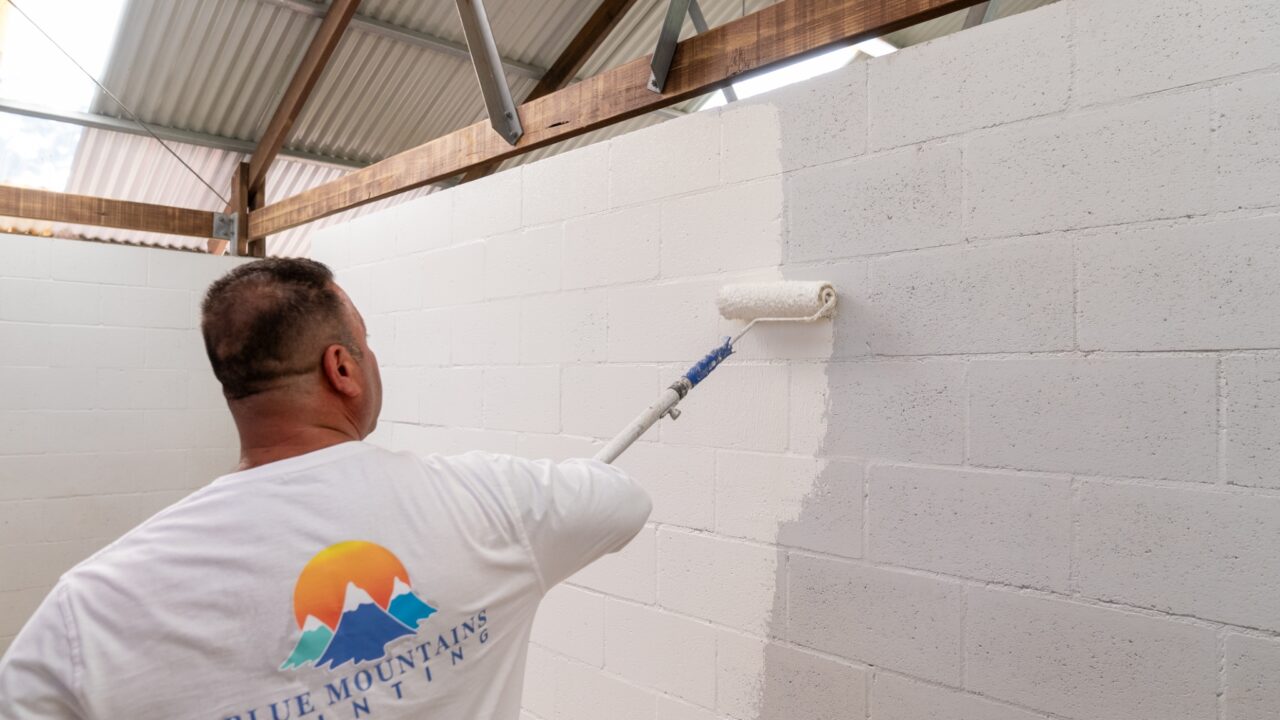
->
483 454 652 592
0 584 86 720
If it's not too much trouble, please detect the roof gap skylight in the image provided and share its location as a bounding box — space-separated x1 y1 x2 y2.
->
699 38 896 111
0 0 127 190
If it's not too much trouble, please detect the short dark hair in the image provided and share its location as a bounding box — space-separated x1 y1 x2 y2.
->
200 258 360 400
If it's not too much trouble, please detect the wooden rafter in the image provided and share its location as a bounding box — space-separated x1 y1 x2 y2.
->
534 0 644 100
244 0 361 196
461 0 643 183
251 0 984 239
0 184 216 238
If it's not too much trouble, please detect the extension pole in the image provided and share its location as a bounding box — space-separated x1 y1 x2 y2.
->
593 384 687 464
594 339 732 464
594 283 836 464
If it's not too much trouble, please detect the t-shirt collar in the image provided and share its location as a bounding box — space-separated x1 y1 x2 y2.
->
211 441 373 486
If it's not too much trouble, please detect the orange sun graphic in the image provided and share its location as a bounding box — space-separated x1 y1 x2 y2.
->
292 541 410 630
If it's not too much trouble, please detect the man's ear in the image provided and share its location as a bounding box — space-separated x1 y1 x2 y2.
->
321 344 363 398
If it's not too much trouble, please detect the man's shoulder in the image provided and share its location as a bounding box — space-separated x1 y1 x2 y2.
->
396 448 525 479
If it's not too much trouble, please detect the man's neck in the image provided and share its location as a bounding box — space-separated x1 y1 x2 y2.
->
228 391 364 471
236 428 359 471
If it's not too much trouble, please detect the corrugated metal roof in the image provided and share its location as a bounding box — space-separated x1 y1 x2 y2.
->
7 0 1058 256
91 1 312 142
87 0 718 166
289 31 510 162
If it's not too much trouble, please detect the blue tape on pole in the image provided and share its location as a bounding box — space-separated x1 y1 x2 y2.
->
683 337 734 387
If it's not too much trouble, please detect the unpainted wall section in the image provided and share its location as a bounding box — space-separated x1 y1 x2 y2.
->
322 0 1280 718
0 238 244 655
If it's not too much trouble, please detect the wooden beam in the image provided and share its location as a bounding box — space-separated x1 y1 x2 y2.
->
232 162 251 256
0 184 216 238
245 0 360 196
461 0 643 183
251 0 983 239
226 162 270 257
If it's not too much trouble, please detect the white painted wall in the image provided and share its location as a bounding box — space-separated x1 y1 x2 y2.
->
0 0 1267 715
0 237 244 655
312 1 1280 718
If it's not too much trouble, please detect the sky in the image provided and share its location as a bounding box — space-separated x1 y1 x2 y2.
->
0 0 127 190
700 37 897 110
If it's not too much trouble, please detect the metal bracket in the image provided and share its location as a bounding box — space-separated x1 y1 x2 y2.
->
455 0 523 146
648 0 693 94
964 0 996 29
212 212 238 247
687 0 736 102
649 0 727 99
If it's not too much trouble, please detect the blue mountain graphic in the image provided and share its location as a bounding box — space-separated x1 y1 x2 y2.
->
387 577 436 630
315 582 414 669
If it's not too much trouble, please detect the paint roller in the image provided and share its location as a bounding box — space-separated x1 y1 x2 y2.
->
594 281 837 463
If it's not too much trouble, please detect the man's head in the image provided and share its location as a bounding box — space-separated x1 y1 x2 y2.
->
200 258 381 437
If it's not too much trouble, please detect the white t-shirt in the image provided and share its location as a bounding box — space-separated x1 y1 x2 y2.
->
0 442 651 720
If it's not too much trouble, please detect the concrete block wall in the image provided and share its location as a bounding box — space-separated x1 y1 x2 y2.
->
0 236 245 656
309 0 1280 718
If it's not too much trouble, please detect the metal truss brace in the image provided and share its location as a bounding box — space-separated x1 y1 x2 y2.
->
455 0 524 146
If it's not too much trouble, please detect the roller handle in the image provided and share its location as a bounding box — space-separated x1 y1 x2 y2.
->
593 339 735 464
593 384 684 464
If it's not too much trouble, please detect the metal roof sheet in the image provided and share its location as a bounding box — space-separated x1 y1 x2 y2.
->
7 0 1058 256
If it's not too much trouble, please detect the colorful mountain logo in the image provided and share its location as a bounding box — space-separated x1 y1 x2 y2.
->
281 541 436 671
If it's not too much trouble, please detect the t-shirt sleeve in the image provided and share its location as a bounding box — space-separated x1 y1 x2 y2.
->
0 584 86 720
487 454 652 592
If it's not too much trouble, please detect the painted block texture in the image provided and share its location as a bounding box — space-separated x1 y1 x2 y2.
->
969 358 1218 481
966 588 1218 720
657 529 781 635
660 178 784 276
1223 356 1280 489
23 0 1264 717
787 142 963 261
867 464 1071 590
803 361 966 464
1072 0 1280 107
1224 634 1280 720
531 585 605 667
868 1 1071 150
603 600 716 706
965 91 1216 239
0 237 245 648
871 673 1049 720
787 557 964 685
1216 75 1280 211
715 453 862 558
1077 216 1280 351
1076 482 1280 631
867 236 1074 354
720 60 868 184
717 632 867 720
